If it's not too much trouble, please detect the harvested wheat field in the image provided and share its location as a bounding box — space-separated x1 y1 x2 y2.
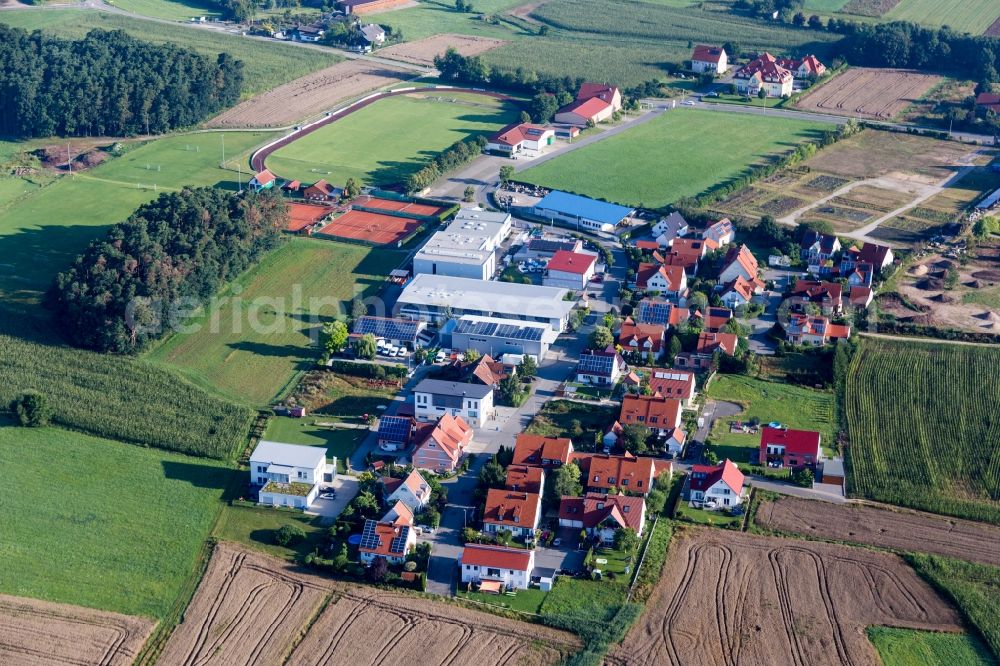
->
607 529 962 666
0 594 154 666
380 34 507 66
757 496 1000 567
796 68 941 120
159 543 331 665
287 586 579 665
207 61 413 128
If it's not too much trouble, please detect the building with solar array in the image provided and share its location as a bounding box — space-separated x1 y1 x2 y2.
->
449 314 558 360
352 316 427 350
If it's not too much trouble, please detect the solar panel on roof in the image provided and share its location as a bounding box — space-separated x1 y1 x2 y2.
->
578 352 614 376
378 416 411 443
390 526 410 554
454 319 544 341
637 301 673 326
359 519 381 551
353 317 420 342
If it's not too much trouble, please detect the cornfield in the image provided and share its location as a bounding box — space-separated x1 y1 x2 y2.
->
844 339 1000 524
0 330 255 459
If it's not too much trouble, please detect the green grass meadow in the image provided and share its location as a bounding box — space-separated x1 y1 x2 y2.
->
107 0 223 21
519 109 827 207
0 425 235 619
266 93 518 186
0 10 340 97
147 238 406 405
866 627 994 666
885 0 1000 35
212 503 327 561
0 131 275 309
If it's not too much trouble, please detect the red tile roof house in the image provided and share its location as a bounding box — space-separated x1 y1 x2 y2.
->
674 332 738 370
718 244 761 284
734 52 793 97
719 275 758 309
619 394 682 438
790 279 844 316
687 459 745 510
576 82 623 111
382 469 432 513
461 544 535 591
646 368 697 407
411 414 473 473
759 426 822 470
636 262 687 300
617 318 666 360
358 505 416 566
544 250 597 290
690 44 729 74
505 465 545 494
702 218 735 248
482 488 542 538
512 433 575 468
848 285 874 309
976 92 1000 114
554 96 614 126
786 314 850 346
559 492 647 542
777 54 826 78
703 306 733 334
486 122 555 158
572 452 671 496
576 346 628 385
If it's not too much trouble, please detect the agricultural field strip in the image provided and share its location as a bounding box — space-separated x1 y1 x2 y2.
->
795 69 942 121
607 529 963 666
0 593 155 666
756 497 1000 567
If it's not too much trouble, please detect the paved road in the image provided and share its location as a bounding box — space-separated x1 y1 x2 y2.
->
423 455 485 595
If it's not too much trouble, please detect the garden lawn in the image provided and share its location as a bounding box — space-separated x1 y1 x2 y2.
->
540 577 627 624
0 10 340 97
266 416 380 473
677 506 742 528
146 238 406 405
457 588 547 614
866 627 993 666
265 93 518 186
107 0 223 21
885 0 1000 35
0 425 236 619
525 399 619 442
519 109 826 208
706 375 836 458
212 503 326 562
0 131 275 309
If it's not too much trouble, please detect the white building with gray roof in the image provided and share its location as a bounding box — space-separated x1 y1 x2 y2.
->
413 379 494 427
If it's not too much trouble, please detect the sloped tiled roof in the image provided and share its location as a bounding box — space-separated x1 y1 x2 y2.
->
559 492 645 532
483 489 540 528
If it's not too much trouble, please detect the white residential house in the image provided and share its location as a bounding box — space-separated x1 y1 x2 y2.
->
413 379 494 428
250 440 333 509
461 544 535 590
691 45 728 74
702 218 735 248
384 469 432 513
652 212 689 244
688 459 745 510
360 24 385 46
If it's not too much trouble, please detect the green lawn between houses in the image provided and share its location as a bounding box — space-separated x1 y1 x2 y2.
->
518 109 828 208
866 627 994 666
265 93 519 187
146 238 407 405
705 375 837 463
0 425 236 619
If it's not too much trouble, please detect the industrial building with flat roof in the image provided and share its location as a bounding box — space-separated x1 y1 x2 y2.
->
395 274 575 331
413 209 512 280
447 314 559 360
531 191 634 233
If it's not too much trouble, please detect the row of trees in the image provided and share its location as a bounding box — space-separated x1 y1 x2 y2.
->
406 135 488 193
434 48 584 98
50 188 287 353
0 27 243 138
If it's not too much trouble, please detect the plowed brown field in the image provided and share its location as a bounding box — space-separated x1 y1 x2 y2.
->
207 60 413 128
158 543 330 665
607 529 962 666
756 496 1000 566
380 34 507 66
0 594 154 666
286 587 578 665
795 68 941 120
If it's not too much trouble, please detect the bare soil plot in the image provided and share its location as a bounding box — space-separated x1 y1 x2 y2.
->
893 245 1000 331
757 496 1000 567
833 184 916 212
379 34 507 66
159 543 331 666
607 529 962 666
0 594 154 666
805 129 974 181
796 68 941 120
207 61 413 128
286 587 578 665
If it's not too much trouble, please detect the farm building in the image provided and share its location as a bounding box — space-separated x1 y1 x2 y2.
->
352 316 427 349
559 492 646 541
531 190 633 233
395 274 575 330
577 82 622 110
691 45 728 74
487 123 555 158
544 250 597 289
554 97 613 126
461 544 535 590
448 315 557 360
734 52 793 97
758 426 822 470
975 92 1000 113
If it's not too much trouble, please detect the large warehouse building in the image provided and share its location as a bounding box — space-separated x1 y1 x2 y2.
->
448 315 559 359
531 191 634 233
395 274 575 331
413 209 512 280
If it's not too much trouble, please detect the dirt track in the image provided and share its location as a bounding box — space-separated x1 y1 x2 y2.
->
380 34 507 67
207 60 413 128
0 594 154 666
757 496 1000 566
286 587 578 665
796 68 941 120
607 529 962 666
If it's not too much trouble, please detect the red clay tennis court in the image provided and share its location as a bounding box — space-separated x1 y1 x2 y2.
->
317 209 422 245
354 196 449 218
286 202 334 232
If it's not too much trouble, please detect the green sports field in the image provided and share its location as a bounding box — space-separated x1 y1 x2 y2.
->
147 238 407 405
265 92 519 186
519 109 827 208
0 425 235 619
885 0 999 35
0 131 275 309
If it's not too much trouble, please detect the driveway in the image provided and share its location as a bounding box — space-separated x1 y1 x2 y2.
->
423 456 486 595
305 475 359 524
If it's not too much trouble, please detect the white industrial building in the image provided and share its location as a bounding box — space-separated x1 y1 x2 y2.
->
413 209 512 280
395 274 575 331
448 314 558 359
